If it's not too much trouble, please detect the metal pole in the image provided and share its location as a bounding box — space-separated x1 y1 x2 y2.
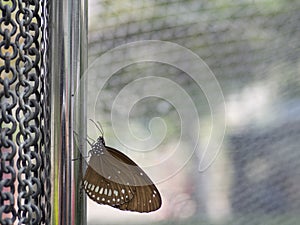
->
50 0 87 224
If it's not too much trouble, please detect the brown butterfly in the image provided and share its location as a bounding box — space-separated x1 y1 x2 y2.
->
82 120 162 212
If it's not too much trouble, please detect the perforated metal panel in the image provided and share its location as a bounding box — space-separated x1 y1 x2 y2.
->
0 1 51 224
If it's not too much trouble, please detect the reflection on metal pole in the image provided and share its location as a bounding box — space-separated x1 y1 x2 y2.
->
50 0 87 224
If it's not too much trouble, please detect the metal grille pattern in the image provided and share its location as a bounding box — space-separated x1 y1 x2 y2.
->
0 1 51 224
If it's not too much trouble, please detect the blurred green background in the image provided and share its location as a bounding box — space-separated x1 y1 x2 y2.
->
86 0 300 224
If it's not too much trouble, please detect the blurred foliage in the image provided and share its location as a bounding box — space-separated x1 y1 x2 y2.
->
86 0 300 224
89 214 300 225
88 0 300 112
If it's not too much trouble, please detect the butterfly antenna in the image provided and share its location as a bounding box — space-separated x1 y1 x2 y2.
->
97 121 104 135
89 119 104 136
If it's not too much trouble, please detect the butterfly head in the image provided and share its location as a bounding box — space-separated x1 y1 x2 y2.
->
97 136 105 145
90 136 105 156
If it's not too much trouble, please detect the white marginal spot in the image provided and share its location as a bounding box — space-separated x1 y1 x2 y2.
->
112 198 115 202
95 186 99 193
107 200 110 203
114 190 118 196
108 176 111 179
121 196 124 200
102 198 105 201
125 195 128 199
153 194 156 197
92 195 95 198
108 189 112 196
117 198 120 202
99 187 103 194
149 200 152 203
97 197 100 201
153 190 157 194
121 189 125 194
117 171 121 174
140 172 143 176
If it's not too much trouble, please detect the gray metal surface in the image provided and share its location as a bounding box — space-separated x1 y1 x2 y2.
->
1 0 87 224
0 0 51 224
50 0 87 224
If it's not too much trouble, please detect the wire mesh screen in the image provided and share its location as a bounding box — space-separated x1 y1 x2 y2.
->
86 0 300 224
0 1 51 224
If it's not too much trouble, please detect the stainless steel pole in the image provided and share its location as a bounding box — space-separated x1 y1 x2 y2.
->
50 0 87 224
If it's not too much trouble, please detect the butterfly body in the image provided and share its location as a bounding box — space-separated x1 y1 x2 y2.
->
83 136 162 212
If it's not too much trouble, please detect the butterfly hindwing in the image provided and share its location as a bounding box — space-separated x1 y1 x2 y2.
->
104 147 162 212
83 136 162 212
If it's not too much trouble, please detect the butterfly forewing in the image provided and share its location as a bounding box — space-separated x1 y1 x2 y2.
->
82 136 162 212
83 164 134 206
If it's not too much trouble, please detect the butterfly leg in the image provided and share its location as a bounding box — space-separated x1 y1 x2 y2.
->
73 130 95 147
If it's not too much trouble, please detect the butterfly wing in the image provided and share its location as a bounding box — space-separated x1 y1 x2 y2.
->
105 146 162 212
83 144 162 212
83 165 135 206
83 155 135 207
